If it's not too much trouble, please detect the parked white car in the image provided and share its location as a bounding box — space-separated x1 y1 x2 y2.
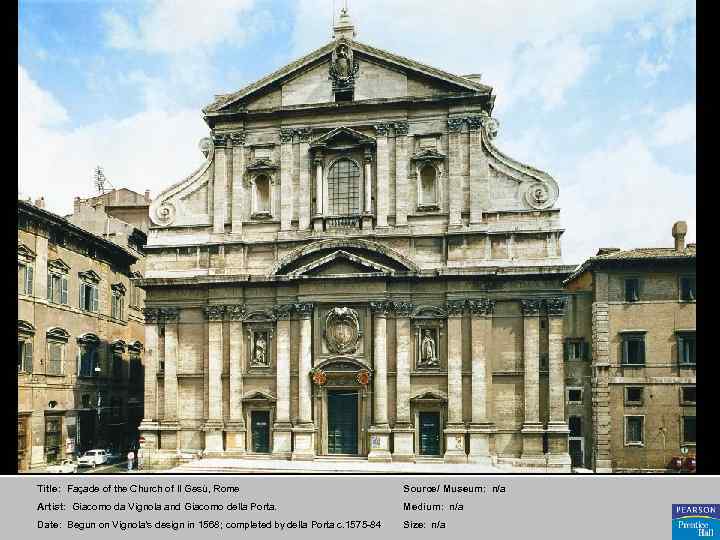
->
47 459 78 474
77 449 108 468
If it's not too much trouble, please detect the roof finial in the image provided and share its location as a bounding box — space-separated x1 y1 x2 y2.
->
333 2 355 40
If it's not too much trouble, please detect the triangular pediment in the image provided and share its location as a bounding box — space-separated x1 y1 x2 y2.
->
48 258 71 274
78 269 101 283
310 126 375 149
242 390 276 402
286 249 396 278
204 38 492 114
17 243 36 261
410 389 448 402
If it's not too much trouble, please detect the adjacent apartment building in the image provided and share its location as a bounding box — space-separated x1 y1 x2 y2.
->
564 222 696 472
17 197 146 471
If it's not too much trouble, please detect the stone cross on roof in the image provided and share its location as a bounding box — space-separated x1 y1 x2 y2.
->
333 7 356 40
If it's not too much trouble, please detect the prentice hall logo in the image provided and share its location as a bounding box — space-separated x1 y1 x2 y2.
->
673 504 719 539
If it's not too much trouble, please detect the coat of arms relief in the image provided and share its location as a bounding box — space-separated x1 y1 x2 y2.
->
324 307 361 354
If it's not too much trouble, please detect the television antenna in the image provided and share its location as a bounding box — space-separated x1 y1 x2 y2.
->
93 165 114 195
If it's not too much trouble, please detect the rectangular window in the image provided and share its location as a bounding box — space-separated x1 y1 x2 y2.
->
18 263 33 295
111 294 124 320
677 332 696 366
624 278 640 302
680 276 696 302
47 274 69 305
18 340 33 373
625 386 644 405
79 345 98 377
564 339 589 361
681 386 696 405
567 388 583 403
80 283 99 312
112 353 123 380
682 416 696 444
569 416 582 437
47 342 63 375
621 333 646 365
129 353 142 383
625 416 644 445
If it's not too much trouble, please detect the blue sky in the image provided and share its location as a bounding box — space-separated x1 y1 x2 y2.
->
18 0 696 264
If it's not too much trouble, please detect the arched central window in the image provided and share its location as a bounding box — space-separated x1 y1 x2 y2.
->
327 158 360 216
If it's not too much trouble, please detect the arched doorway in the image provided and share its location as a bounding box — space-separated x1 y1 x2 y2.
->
311 358 372 457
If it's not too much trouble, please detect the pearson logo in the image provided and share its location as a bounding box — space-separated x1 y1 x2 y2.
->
673 505 720 539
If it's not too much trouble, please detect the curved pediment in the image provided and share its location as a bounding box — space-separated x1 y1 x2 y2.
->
315 357 371 373
270 238 418 277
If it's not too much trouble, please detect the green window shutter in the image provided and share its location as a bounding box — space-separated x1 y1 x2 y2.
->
26 266 33 295
677 336 684 364
61 277 68 305
639 338 645 364
92 287 99 312
47 273 53 301
563 341 569 362
622 339 628 365
23 341 33 372
582 341 590 360
79 285 85 310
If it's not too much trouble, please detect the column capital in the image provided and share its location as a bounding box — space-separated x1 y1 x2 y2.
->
297 128 313 143
393 121 409 136
226 304 247 321
446 299 466 317
466 115 484 131
142 307 160 323
203 305 226 321
363 147 374 163
373 123 391 137
211 133 229 147
159 307 180 322
520 299 543 316
468 298 495 316
279 128 295 144
545 297 567 317
272 303 294 320
447 118 465 133
391 301 415 318
293 302 315 319
229 130 246 146
369 300 393 317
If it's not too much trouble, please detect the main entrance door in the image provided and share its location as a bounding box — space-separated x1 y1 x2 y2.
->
419 412 441 456
251 411 270 453
327 390 358 455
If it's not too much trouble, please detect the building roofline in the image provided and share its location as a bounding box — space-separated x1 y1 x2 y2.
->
18 199 138 267
563 252 696 285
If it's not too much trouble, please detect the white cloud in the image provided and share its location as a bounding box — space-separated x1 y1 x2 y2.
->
18 65 209 216
636 52 670 81
559 135 695 264
291 0 695 113
653 102 695 147
103 0 257 53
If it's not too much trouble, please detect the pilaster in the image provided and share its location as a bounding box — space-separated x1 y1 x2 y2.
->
293 302 316 460
520 299 544 465
444 299 467 463
394 122 409 228
467 298 495 464
546 297 571 470
225 304 246 454
212 135 227 234
230 131 246 235
592 300 613 472
392 301 414 461
368 301 392 462
447 118 464 228
298 129 312 230
203 305 225 454
468 115 487 225
272 303 293 458
138 308 160 447
280 129 295 231
374 124 390 229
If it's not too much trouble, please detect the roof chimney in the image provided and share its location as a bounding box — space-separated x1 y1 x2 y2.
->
333 7 356 40
144 190 151 202
672 221 687 251
74 196 81 214
34 197 45 209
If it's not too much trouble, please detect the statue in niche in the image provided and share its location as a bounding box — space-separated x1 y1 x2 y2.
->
252 332 268 367
419 329 439 367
